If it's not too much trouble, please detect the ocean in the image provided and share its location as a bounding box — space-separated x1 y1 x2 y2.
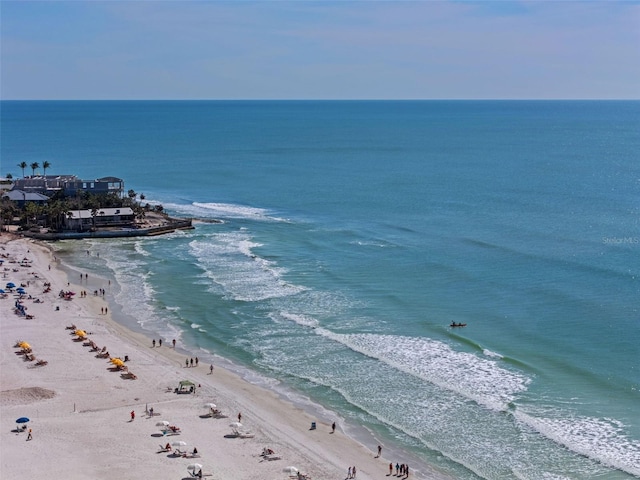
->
2 100 639 479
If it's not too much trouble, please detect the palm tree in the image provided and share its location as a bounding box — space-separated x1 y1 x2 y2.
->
30 162 40 176
18 162 27 177
42 161 51 176
90 207 98 231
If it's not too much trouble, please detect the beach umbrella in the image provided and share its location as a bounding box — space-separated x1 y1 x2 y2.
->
74 330 87 337
283 466 299 474
229 422 243 429
171 441 187 447
187 464 203 471
111 358 125 367
204 403 217 409
6 282 16 288
0 289 5 293
16 417 30 424
18 341 31 349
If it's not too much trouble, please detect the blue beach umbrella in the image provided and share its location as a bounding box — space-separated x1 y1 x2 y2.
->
6 282 16 288
0 289 5 293
16 287 26 293
16 417 30 424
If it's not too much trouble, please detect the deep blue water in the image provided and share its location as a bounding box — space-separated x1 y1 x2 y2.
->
2 100 639 479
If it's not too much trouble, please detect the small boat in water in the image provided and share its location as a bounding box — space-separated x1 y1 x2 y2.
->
450 322 467 328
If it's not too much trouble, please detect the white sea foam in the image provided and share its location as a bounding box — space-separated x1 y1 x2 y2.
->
323 333 530 411
483 348 503 359
158 201 290 222
276 311 319 328
189 233 306 302
514 409 640 477
100 239 181 341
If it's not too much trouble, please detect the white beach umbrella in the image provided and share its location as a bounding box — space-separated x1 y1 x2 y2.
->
156 420 170 427
204 403 217 409
187 463 203 471
229 422 243 429
283 466 299 474
172 441 188 447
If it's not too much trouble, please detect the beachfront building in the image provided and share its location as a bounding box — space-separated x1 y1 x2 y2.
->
63 207 135 231
2 190 50 208
11 175 125 198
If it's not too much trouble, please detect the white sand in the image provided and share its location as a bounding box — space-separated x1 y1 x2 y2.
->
0 233 448 480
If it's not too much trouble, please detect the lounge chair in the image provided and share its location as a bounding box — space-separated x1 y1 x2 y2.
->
188 471 213 478
262 454 281 461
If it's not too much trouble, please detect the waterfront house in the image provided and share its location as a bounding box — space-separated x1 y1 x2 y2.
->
2 190 50 207
11 175 124 198
63 207 135 231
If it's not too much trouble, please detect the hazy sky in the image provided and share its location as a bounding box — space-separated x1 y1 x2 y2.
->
2 1 639 100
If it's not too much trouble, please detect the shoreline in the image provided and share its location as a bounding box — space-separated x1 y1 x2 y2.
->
0 232 452 480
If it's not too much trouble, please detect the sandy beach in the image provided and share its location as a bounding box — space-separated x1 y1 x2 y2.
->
0 233 443 480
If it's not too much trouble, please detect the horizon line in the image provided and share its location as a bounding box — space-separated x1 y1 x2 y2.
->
2 98 639 102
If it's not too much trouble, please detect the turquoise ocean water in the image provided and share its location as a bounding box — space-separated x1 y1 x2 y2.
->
2 100 639 479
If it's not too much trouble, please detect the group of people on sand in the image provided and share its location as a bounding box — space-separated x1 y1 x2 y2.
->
152 338 178 348
389 462 410 478
185 357 199 367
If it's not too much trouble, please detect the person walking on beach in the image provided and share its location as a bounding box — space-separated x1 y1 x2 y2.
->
352 466 356 478
331 422 336 434
209 364 213 374
238 412 242 423
130 410 135 421
172 338 176 348
395 463 399 475
347 466 352 478
195 357 199 366
389 463 393 475
190 358 193 367
26 429 32 441
159 338 162 347
152 339 156 348
377 445 382 458
186 358 189 368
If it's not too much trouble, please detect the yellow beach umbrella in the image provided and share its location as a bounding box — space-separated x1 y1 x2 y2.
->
18 341 31 349
111 358 125 367
75 330 87 337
